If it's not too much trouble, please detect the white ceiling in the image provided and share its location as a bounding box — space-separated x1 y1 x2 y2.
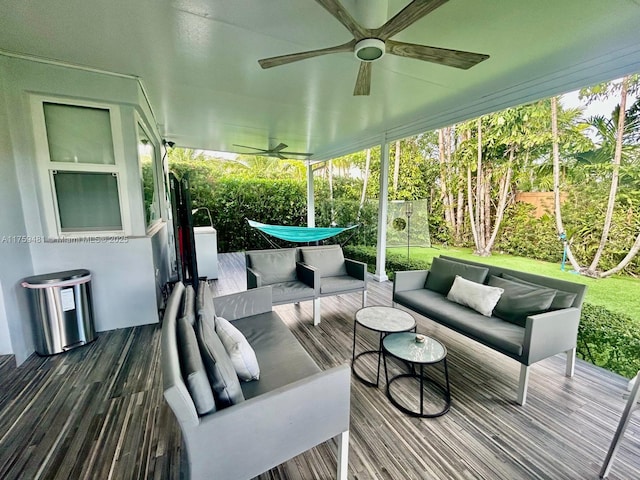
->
2 0 640 160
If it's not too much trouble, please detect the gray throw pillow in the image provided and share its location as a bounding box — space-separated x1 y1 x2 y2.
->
195 311 244 409
424 257 489 295
488 275 557 327
301 246 347 278
248 249 297 285
501 273 577 310
182 285 196 325
176 316 216 415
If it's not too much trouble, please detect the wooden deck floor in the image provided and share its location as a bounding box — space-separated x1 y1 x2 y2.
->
1 252 639 479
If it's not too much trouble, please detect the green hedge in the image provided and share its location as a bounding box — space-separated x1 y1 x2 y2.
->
171 161 380 252
496 198 640 276
577 303 640 378
343 245 430 280
344 244 640 379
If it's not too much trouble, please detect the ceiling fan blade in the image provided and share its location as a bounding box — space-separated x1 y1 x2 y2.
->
353 62 372 96
375 0 449 40
271 143 288 152
314 0 368 39
280 151 313 157
232 144 267 152
259 40 356 69
386 40 489 69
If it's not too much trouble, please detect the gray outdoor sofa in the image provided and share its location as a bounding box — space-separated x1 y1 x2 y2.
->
393 255 587 405
161 281 351 479
246 244 367 325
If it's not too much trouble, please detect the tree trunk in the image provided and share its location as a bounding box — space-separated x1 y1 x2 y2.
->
467 165 480 252
393 140 400 194
599 232 640 277
551 96 582 272
476 117 482 244
456 184 465 243
446 127 456 233
484 150 514 253
438 128 453 228
484 169 492 249
587 75 629 275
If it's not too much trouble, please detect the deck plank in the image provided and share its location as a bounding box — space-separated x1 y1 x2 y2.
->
0 251 638 479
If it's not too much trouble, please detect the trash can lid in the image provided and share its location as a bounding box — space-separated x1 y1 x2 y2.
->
22 269 91 285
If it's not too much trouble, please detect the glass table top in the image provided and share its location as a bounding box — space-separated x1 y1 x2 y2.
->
354 306 416 333
383 332 446 364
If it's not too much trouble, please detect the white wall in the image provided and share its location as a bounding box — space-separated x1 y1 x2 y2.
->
29 239 157 332
0 56 36 361
0 56 172 362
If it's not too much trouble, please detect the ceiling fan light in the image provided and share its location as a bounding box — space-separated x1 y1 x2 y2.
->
354 38 385 62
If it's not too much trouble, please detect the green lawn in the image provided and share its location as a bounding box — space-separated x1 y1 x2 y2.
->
388 246 640 321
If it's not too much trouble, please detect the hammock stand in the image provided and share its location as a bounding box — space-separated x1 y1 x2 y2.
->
246 219 360 249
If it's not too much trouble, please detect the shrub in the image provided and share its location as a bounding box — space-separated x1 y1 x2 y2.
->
496 194 640 275
496 202 561 262
577 303 640 379
343 245 430 279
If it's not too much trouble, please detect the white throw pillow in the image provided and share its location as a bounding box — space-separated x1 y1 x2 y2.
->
215 316 260 381
447 275 504 317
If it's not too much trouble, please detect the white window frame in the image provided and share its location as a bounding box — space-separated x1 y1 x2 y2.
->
135 112 163 233
31 95 132 238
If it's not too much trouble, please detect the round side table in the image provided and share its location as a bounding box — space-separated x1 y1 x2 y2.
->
382 332 451 418
351 306 416 388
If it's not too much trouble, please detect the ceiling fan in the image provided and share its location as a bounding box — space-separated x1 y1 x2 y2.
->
258 0 489 96
232 142 313 159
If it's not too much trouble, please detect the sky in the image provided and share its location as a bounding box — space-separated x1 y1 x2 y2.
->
561 80 638 118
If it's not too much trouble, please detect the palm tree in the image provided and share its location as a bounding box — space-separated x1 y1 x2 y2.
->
551 96 583 271
576 75 640 277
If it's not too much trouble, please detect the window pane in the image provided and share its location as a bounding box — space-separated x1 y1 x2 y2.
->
137 124 161 226
44 103 115 165
53 171 122 232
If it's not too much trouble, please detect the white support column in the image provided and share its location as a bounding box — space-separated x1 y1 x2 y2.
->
307 161 315 228
566 347 576 377
336 430 349 480
374 137 390 282
517 364 530 406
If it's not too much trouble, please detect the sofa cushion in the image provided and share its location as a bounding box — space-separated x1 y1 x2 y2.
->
182 285 196 325
425 257 489 295
447 275 504 317
232 311 321 399
501 273 577 310
215 316 260 382
176 315 216 415
301 246 348 278
248 249 298 285
488 276 557 327
270 281 316 304
394 289 524 357
320 276 365 295
196 310 245 408
197 281 215 318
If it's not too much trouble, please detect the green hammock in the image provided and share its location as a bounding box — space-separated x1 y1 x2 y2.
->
247 219 358 243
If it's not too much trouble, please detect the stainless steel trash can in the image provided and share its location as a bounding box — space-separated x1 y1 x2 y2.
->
22 269 96 355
